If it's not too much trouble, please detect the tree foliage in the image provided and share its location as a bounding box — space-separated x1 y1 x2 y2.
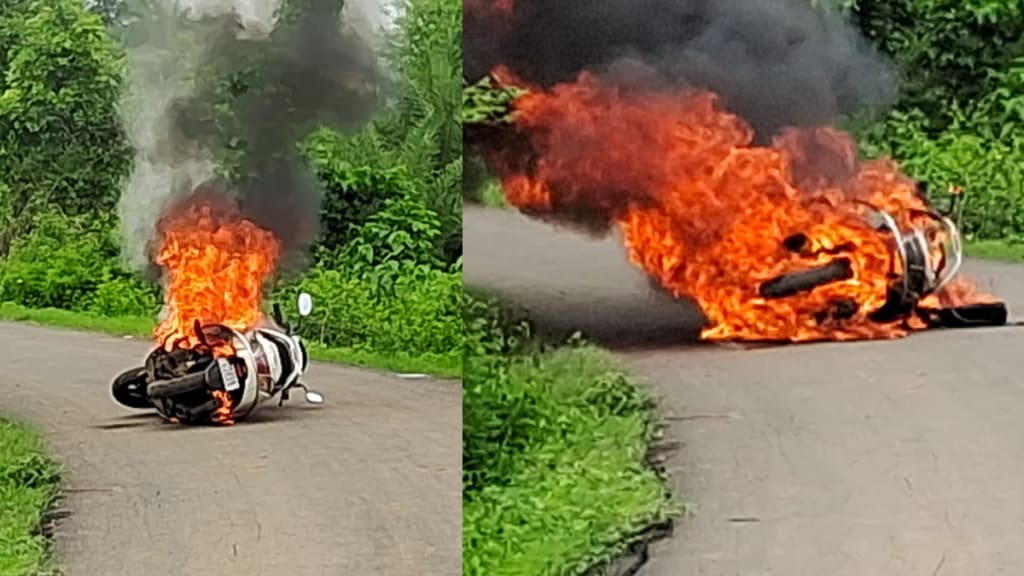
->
843 0 1024 239
849 0 1024 134
312 0 464 264
0 0 131 253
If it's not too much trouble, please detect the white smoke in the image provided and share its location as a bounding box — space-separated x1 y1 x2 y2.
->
117 1 272 270
179 0 277 28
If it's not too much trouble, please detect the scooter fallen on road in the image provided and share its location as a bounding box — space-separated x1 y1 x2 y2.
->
110 293 324 425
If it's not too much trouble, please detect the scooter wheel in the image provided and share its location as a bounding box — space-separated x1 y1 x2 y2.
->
111 367 153 409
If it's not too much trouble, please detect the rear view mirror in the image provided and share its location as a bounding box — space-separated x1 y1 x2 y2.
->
297 292 313 317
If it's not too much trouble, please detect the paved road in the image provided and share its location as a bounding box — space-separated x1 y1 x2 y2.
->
0 324 461 576
466 205 1024 576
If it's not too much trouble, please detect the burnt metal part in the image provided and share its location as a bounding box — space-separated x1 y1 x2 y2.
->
142 338 247 424
146 360 228 400
814 298 859 324
782 233 809 253
897 228 932 301
920 302 1009 329
869 286 918 324
781 233 855 256
759 258 853 299
146 346 210 382
156 396 221 424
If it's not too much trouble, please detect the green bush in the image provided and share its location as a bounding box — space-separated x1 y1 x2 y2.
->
303 127 451 265
855 97 1024 240
462 292 651 494
839 0 1024 240
275 264 462 356
849 0 1024 135
0 418 60 576
0 0 130 252
388 0 463 263
462 291 532 357
303 124 460 267
290 0 464 267
462 294 674 575
303 128 405 252
85 276 160 317
0 213 122 310
341 194 445 271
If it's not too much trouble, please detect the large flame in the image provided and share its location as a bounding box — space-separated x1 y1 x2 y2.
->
154 189 281 349
153 188 281 422
482 70 990 342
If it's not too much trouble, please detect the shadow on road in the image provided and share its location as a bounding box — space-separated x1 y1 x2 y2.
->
480 286 711 350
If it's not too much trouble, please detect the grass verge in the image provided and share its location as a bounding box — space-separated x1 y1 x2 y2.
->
0 418 60 576
462 293 677 575
965 239 1024 262
0 302 461 379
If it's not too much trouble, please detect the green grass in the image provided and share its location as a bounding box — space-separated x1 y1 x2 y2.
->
463 344 676 575
0 418 60 576
0 302 461 379
965 238 1024 262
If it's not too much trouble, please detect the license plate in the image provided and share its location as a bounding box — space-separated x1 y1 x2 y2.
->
217 358 241 392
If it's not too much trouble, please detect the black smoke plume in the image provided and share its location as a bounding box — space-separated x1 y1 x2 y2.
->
119 0 382 273
464 0 896 139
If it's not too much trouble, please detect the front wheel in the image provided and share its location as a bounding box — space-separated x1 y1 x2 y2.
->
111 367 152 409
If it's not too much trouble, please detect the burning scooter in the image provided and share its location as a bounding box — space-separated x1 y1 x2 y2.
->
754 203 1009 331
111 293 324 425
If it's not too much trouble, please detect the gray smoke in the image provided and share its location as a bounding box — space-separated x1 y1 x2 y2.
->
118 0 384 272
464 0 897 139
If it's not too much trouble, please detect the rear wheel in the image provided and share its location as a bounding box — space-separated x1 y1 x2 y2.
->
111 367 153 409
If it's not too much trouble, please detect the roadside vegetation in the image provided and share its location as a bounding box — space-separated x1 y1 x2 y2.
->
0 0 462 378
462 42 677 576
838 0 1024 254
964 239 1024 263
0 418 60 576
462 293 675 575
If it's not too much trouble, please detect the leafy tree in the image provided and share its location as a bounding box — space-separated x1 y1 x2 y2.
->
0 0 131 253
847 0 1024 134
331 0 463 263
838 0 1024 238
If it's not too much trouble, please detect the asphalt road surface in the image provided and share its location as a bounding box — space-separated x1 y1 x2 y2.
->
466 205 1024 576
0 324 461 576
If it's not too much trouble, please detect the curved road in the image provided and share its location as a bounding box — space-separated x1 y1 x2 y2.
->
0 325 461 576
466 205 1024 576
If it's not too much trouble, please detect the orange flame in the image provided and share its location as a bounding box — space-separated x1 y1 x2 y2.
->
210 390 236 426
153 188 281 423
485 71 990 342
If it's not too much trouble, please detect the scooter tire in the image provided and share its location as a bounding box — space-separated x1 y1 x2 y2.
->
111 366 153 409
